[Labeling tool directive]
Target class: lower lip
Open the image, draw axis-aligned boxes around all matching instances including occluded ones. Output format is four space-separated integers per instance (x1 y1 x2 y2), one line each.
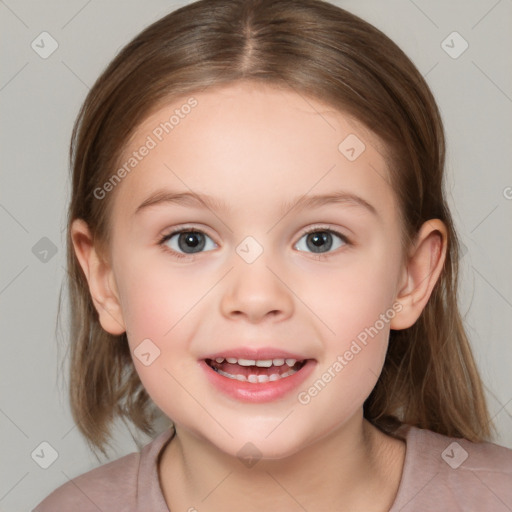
200 359 316 403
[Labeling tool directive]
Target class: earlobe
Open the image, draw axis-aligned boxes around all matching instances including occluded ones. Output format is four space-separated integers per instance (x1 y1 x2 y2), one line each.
70 219 126 335
390 219 447 330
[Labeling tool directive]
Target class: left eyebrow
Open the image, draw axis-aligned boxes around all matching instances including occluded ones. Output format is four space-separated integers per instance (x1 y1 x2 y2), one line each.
279 191 377 217
133 189 378 217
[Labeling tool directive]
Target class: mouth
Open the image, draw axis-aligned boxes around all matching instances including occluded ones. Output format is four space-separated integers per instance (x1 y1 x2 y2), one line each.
200 348 316 402
204 356 308 383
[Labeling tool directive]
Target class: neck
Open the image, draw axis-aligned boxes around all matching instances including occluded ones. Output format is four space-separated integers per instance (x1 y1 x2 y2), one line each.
158 414 405 512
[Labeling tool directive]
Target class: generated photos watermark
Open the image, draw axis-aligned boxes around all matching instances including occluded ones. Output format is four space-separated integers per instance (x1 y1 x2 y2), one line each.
93 97 198 200
297 302 403 405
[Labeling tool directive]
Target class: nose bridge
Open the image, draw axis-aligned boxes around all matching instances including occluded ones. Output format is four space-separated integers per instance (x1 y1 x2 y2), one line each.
219 236 294 322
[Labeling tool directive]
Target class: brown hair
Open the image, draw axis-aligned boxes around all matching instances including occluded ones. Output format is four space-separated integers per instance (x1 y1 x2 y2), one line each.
61 0 493 457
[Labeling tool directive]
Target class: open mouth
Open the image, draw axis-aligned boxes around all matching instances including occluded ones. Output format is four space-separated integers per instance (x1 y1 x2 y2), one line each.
204 357 308 383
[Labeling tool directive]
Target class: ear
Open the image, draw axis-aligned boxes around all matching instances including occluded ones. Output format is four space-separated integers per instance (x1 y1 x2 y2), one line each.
70 219 126 335
390 219 448 330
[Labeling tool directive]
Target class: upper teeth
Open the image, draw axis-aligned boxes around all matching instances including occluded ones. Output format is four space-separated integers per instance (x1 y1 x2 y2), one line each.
214 357 298 367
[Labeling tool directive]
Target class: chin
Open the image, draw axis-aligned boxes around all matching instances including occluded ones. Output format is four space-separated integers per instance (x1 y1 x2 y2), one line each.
207 424 311 462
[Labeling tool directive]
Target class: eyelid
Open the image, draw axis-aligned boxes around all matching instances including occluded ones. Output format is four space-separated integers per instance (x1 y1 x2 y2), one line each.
157 224 216 244
297 224 351 244
158 223 350 243
294 224 351 257
157 223 352 260
157 225 218 260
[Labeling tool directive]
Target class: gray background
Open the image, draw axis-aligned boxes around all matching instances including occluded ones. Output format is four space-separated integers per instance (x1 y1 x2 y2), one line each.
1 0 511 510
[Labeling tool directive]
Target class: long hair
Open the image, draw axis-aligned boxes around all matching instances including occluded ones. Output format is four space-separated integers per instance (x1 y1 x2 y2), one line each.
61 0 493 456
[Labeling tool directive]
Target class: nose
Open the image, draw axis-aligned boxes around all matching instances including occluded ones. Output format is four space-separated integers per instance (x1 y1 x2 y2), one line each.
220 256 294 324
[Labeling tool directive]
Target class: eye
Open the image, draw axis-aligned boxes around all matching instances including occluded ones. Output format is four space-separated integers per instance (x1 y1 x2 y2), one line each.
294 227 349 256
159 228 217 258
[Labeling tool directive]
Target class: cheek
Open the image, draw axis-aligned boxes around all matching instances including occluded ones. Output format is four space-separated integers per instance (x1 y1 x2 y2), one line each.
114 257 214 406
299 249 400 398
117 255 212 343
306 252 400 340
294 261 397 426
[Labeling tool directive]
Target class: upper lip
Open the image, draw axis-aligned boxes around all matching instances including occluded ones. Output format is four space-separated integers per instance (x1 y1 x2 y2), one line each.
203 347 311 361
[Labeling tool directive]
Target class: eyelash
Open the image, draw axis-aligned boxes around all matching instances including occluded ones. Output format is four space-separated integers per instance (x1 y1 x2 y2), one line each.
298 226 351 260
157 227 210 260
157 225 351 261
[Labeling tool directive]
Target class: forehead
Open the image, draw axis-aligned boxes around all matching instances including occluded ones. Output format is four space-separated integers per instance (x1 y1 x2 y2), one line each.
110 81 395 221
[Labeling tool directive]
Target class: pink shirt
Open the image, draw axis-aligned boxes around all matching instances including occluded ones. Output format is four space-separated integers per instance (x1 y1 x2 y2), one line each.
33 424 512 511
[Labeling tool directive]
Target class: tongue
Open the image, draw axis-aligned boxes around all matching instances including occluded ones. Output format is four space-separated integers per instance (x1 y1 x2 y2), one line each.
209 360 297 377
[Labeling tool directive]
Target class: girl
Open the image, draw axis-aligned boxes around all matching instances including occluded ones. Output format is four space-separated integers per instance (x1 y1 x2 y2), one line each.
34 0 512 510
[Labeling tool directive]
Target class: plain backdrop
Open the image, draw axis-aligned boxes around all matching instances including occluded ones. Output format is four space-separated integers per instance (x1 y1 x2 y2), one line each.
1 0 511 510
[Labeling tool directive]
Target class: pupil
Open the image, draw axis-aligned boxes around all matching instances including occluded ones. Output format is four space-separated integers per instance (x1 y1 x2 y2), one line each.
179 232 205 253
308 232 332 253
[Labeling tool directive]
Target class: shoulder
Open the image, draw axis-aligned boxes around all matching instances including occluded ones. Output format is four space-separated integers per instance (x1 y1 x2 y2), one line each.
32 450 141 511
32 429 174 512
410 425 512 473
390 425 512 512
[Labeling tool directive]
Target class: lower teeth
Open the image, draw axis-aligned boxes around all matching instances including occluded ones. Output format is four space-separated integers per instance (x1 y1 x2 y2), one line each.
215 367 298 383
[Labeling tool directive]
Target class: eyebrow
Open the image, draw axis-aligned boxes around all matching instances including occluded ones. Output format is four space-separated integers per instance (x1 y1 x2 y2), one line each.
134 189 378 218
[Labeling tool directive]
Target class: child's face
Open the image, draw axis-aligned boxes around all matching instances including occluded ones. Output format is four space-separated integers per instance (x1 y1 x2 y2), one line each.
105 81 406 457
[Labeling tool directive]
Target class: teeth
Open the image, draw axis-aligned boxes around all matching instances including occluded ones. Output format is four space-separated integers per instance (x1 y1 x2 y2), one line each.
211 357 299 367
255 359 273 367
238 358 256 366
213 366 300 383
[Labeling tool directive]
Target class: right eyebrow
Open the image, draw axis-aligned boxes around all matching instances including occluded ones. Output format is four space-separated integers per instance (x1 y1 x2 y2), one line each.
134 190 230 217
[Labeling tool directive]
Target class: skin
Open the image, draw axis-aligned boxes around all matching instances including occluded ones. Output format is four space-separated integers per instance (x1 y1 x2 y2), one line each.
72 81 447 511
